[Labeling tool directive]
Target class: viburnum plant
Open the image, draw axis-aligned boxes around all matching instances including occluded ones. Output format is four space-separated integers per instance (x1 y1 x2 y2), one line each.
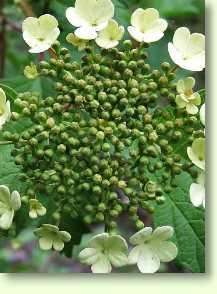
0 0 205 274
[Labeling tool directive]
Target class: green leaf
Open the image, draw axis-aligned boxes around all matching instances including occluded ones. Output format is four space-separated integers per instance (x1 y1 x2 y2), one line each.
154 172 205 272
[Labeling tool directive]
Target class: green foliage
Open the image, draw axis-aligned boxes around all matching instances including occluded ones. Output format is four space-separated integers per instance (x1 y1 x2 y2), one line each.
154 172 205 272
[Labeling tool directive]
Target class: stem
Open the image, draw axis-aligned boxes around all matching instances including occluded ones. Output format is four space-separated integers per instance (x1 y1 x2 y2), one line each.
49 47 58 59
0 0 6 78
17 0 35 17
170 65 179 73
0 141 13 145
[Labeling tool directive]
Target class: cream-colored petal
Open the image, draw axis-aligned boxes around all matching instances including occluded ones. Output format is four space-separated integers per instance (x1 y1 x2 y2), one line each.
0 185 11 206
142 31 164 43
10 191 21 211
107 235 128 254
22 17 40 37
168 42 186 68
29 43 51 54
36 206 46 216
29 209 38 219
152 241 178 262
137 245 160 273
186 103 198 114
38 14 59 37
89 233 109 249
75 26 97 40
108 251 128 267
200 104 205 126
0 88 6 104
91 255 112 273
129 227 153 245
0 210 14 230
128 26 144 42
190 183 205 207
182 52 205 71
66 7 88 27
39 237 53 250
173 27 190 54
187 146 205 170
184 77 195 91
175 95 187 108
152 226 174 241
128 245 142 264
186 33 205 59
58 231 71 242
131 8 159 31
79 248 102 265
53 238 64 251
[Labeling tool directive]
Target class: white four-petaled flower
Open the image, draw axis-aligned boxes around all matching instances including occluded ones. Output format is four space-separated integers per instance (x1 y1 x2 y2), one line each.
0 88 11 129
168 27 205 71
0 185 21 230
176 77 201 114
187 138 205 170
29 199 46 219
128 226 178 273
34 224 71 251
66 0 114 40
22 14 60 53
79 233 128 273
128 8 168 43
96 19 124 49
190 172 205 208
200 103 205 126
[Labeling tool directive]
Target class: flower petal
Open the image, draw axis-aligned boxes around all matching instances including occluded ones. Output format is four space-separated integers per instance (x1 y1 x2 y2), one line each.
186 103 198 115
0 88 6 104
152 241 178 262
39 237 53 250
58 231 71 242
200 104 205 126
175 95 187 108
38 14 59 37
91 255 112 273
107 235 128 254
137 245 160 273
79 248 102 265
29 209 38 219
152 226 174 241
74 26 97 40
10 191 21 211
89 233 109 249
173 27 190 54
22 17 40 37
190 183 205 207
108 251 128 267
53 238 64 251
186 33 205 59
0 185 11 205
142 31 164 43
129 227 153 245
0 210 14 230
66 7 88 27
37 206 46 216
128 26 144 42
128 245 142 264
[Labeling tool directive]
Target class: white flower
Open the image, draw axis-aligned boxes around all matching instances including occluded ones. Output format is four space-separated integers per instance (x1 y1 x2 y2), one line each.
168 27 205 71
22 14 60 53
187 138 205 170
0 88 11 129
128 8 168 43
0 185 21 230
95 19 124 49
200 103 205 126
29 199 46 219
190 172 205 208
79 233 128 273
175 77 201 114
129 226 178 273
34 224 71 251
66 0 114 40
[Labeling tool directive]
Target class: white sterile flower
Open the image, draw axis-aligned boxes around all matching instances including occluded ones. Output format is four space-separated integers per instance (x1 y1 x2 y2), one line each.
168 27 205 71
0 185 21 230
34 224 71 251
66 0 114 40
0 88 11 129
175 77 201 115
79 233 128 273
128 8 168 43
129 226 178 273
187 138 205 170
200 103 205 126
190 172 205 208
22 14 60 53
29 199 46 219
95 19 124 49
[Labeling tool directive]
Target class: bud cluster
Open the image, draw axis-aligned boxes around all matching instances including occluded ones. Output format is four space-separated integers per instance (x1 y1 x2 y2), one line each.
4 40 202 231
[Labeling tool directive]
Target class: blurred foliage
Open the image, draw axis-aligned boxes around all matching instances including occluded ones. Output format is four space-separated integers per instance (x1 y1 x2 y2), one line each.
0 0 205 273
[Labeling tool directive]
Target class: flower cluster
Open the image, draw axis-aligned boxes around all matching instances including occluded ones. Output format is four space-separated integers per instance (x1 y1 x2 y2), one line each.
0 0 205 273
79 226 177 273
